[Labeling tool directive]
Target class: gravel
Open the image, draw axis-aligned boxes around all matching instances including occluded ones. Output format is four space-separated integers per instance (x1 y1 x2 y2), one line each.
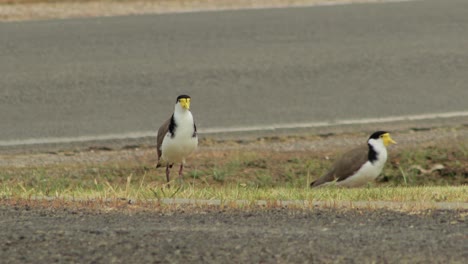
1 205 466 263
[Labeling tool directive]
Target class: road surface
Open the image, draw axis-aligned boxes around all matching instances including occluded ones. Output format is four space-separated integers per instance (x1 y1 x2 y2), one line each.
1 0 468 147
1 206 466 263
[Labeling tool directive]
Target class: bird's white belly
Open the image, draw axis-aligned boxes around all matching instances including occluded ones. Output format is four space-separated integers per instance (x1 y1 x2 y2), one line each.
337 161 385 188
161 133 198 164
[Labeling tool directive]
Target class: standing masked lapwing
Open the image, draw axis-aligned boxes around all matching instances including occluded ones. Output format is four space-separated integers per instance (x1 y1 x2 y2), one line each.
156 95 198 183
310 131 396 188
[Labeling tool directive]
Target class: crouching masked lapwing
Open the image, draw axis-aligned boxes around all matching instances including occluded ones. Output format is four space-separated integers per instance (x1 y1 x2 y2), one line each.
310 131 396 188
156 95 198 183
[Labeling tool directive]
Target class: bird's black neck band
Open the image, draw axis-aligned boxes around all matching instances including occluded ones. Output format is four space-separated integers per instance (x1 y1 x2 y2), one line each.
168 114 177 137
368 143 378 164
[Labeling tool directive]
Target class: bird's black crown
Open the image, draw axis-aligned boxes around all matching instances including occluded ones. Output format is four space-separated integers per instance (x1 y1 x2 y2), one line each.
369 131 388 140
176 95 191 102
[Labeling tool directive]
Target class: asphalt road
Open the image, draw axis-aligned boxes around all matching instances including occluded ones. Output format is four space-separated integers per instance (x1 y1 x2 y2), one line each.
1 206 466 263
1 0 468 145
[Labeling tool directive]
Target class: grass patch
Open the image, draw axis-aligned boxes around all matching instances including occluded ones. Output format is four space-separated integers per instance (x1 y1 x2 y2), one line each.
1 183 467 204
0 141 466 204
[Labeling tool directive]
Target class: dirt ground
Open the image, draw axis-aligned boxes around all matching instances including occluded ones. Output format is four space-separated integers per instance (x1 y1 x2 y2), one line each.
1 204 466 263
0 0 391 22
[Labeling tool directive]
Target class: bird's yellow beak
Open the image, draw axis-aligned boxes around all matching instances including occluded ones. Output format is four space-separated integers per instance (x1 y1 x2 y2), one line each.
179 98 190 110
383 133 396 146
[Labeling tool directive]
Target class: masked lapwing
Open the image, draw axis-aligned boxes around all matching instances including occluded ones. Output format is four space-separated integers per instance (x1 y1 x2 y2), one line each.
310 131 396 188
156 95 198 183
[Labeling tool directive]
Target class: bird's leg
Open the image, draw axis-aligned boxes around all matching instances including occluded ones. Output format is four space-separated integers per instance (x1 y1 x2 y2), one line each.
165 164 171 184
178 163 184 181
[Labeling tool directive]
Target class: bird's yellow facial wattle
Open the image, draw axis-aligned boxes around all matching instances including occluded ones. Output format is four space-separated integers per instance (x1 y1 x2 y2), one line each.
179 98 190 110
382 133 396 146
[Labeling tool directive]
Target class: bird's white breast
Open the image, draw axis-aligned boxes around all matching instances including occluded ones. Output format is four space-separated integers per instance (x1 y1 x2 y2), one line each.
338 148 388 188
161 111 198 164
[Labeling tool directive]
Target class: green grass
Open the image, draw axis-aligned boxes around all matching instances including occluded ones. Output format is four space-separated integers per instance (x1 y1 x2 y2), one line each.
0 139 466 205
1 181 467 204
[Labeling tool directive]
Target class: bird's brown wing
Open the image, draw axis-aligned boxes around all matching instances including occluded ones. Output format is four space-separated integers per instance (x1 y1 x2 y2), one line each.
333 146 369 182
156 117 171 166
311 146 368 187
